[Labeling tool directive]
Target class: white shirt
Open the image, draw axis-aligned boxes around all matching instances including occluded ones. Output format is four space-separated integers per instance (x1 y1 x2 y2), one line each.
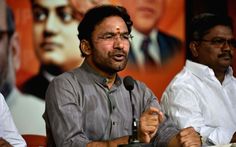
161 60 236 145
0 93 26 146
6 88 46 135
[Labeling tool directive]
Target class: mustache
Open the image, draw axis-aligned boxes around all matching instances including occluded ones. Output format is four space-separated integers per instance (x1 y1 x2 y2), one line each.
110 50 127 57
218 51 233 58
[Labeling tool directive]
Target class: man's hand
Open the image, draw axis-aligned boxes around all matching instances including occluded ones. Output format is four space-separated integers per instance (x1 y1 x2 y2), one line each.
138 107 164 143
178 127 201 147
108 136 129 147
0 138 12 147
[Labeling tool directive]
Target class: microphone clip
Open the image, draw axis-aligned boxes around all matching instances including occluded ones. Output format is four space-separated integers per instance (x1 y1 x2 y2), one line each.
129 118 140 144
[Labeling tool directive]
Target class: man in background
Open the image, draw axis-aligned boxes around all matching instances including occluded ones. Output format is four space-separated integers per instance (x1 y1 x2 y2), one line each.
0 0 45 135
119 0 182 70
21 0 84 99
161 13 236 145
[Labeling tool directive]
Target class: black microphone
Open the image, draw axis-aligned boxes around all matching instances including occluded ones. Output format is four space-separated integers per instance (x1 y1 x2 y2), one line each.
123 76 138 143
124 76 134 91
119 76 153 147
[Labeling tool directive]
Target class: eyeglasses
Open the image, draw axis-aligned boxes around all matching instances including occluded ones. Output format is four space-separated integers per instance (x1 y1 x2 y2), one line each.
200 37 236 48
97 32 133 43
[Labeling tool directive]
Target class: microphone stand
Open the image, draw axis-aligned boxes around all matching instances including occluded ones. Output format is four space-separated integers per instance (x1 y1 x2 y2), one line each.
128 89 139 144
118 87 153 147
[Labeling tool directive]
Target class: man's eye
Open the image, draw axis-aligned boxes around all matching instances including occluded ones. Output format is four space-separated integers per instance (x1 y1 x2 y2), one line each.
230 39 236 48
58 12 73 22
103 34 114 39
121 34 129 39
212 38 225 44
33 10 47 22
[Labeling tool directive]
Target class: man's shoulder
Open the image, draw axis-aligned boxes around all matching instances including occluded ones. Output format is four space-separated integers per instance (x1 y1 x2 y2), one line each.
157 31 182 53
23 73 48 85
8 88 44 110
158 31 182 45
50 67 89 89
157 31 182 62
20 73 49 99
165 68 197 91
54 67 86 81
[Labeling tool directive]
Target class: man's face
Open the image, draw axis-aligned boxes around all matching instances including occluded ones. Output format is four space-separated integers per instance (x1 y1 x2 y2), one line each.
194 25 235 71
32 0 83 72
0 1 9 87
120 0 165 35
88 16 130 74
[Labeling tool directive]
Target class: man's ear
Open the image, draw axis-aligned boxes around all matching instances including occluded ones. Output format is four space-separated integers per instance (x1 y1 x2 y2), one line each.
80 40 92 56
189 41 199 57
9 32 20 72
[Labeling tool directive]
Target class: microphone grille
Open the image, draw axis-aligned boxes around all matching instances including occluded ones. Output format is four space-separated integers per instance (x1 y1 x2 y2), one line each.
123 76 134 91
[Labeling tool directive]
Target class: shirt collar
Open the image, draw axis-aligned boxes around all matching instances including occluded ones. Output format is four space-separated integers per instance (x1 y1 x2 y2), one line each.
80 62 122 88
186 60 233 81
131 28 158 51
43 71 55 82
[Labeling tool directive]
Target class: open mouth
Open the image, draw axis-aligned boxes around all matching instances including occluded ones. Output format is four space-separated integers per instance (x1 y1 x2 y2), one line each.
113 53 126 61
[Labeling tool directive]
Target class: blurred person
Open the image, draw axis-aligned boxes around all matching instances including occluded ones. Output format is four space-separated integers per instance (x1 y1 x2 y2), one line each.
21 0 84 99
0 93 26 147
0 0 26 147
43 5 201 147
119 0 182 70
161 13 236 145
0 0 45 135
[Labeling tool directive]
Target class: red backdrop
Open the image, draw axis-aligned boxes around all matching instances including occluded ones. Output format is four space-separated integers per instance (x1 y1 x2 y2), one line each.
8 0 185 100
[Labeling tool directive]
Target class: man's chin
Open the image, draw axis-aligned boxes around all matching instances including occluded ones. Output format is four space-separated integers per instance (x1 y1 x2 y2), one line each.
115 63 127 72
218 61 232 69
40 57 64 66
105 63 127 74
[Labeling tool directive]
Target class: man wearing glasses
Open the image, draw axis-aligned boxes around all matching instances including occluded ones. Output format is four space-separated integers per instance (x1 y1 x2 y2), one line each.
161 13 236 145
43 5 201 147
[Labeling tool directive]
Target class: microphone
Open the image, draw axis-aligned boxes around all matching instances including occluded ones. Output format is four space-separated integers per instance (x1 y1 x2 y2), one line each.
119 76 152 147
124 76 134 91
123 76 138 143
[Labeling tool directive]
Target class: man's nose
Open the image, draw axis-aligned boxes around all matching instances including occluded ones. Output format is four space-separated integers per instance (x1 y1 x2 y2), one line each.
113 36 125 50
222 40 232 51
44 12 60 35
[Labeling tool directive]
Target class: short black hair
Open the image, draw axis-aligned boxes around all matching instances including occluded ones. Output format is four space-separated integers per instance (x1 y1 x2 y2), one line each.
77 5 133 56
186 13 233 60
